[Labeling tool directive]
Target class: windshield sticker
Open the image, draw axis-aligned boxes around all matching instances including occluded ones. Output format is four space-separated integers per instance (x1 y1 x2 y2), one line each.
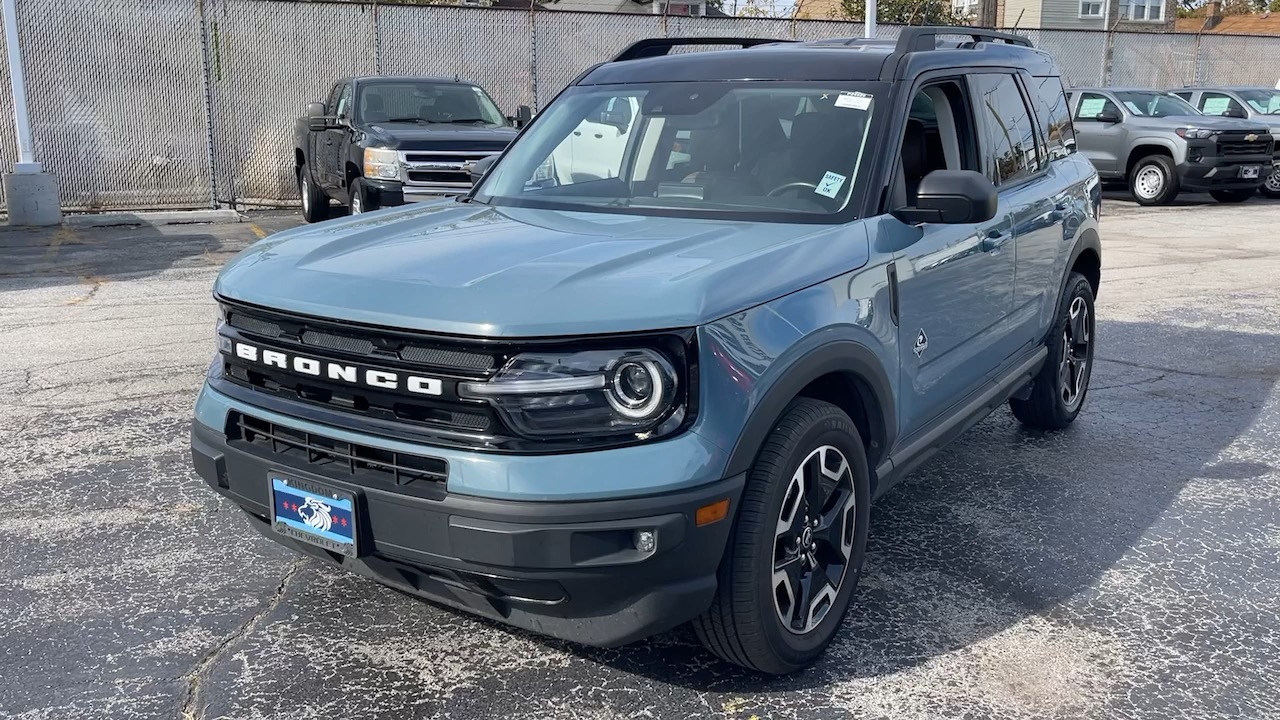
835 91 872 110
815 171 847 198
1201 97 1231 115
1079 98 1106 117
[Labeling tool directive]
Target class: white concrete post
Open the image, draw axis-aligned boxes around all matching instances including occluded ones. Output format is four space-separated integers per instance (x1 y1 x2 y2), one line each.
2 0 61 225
864 0 877 38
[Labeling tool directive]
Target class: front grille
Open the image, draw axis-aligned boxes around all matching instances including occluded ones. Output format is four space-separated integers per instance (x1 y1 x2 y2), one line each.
225 306 496 373
229 412 448 499
399 150 498 190
1218 139 1272 156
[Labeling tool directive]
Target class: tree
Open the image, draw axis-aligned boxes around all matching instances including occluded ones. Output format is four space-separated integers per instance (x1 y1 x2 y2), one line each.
834 0 963 24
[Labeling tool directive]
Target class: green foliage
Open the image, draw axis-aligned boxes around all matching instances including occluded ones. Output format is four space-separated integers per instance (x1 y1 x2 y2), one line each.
836 0 963 23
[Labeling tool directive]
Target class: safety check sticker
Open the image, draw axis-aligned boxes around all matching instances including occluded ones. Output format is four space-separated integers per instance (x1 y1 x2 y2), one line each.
834 91 872 110
815 171 847 198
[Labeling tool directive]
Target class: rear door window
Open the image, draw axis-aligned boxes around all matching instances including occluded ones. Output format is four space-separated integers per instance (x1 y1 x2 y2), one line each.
1031 76 1077 160
971 74 1042 185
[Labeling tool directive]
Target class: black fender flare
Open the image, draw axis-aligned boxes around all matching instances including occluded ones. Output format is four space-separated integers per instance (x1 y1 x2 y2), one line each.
724 339 896 479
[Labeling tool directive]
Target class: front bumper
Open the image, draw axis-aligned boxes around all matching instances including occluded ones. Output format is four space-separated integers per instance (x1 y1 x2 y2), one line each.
1179 156 1274 192
190 401 744 647
362 178 470 207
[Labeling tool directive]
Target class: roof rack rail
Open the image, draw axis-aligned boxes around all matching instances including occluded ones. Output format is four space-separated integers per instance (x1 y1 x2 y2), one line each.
894 26 1033 53
612 37 792 62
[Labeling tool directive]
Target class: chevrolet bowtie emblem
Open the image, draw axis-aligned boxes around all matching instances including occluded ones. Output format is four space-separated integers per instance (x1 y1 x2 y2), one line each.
1245 133 1258 141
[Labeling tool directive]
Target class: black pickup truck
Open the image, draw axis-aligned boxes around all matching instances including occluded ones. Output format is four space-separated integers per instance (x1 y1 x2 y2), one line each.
295 76 530 222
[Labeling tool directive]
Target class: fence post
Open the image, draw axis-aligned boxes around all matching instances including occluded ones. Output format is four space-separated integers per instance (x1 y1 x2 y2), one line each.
373 1 382 75
196 0 219 208
528 0 537 111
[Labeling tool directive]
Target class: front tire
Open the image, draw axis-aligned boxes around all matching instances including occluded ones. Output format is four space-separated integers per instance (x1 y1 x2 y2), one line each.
694 398 870 675
298 163 330 223
1260 168 1280 199
349 177 377 215
1211 189 1253 204
1129 155 1178 206
1010 272 1096 430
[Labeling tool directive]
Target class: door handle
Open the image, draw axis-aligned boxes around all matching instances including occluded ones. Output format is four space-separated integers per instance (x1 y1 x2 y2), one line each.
573 130 582 136
980 230 1010 254
594 133 604 139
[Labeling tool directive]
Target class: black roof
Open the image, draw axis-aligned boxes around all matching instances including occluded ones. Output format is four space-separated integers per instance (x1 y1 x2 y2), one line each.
579 28 1058 86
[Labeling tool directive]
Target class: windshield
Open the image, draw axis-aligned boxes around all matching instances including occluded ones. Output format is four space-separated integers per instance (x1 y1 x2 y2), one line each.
1112 91 1200 117
356 81 506 127
472 82 883 221
1237 89 1280 115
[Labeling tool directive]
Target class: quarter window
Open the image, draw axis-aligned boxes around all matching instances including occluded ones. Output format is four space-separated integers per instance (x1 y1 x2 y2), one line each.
1033 77 1076 160
972 74 1041 185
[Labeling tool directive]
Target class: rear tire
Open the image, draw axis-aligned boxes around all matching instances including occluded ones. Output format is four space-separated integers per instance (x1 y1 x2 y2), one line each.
1010 272 1095 430
1211 189 1253 204
298 163 330 223
1128 155 1178 206
693 398 870 675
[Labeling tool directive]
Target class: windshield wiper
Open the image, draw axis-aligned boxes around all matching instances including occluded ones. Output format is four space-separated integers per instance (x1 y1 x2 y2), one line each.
441 118 490 125
384 117 429 124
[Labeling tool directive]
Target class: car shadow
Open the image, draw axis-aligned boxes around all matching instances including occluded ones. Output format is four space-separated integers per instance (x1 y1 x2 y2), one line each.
1101 187 1279 207
503 319 1277 691
0 212 298 293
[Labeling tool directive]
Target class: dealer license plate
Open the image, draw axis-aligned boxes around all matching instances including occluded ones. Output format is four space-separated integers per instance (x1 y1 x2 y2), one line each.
270 473 357 557
1241 165 1261 179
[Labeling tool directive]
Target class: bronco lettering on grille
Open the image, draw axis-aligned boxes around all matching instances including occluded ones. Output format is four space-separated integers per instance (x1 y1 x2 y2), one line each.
231 341 443 396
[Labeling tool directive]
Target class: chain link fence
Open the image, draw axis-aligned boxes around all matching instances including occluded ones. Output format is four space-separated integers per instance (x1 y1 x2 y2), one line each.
1 0 1278 210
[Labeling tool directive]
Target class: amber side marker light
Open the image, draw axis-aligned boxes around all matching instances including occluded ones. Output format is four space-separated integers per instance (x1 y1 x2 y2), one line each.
696 498 730 527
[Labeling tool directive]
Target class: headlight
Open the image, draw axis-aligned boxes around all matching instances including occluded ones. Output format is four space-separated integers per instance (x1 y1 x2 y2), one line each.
1175 128 1217 139
363 147 400 180
532 156 556 183
459 348 682 439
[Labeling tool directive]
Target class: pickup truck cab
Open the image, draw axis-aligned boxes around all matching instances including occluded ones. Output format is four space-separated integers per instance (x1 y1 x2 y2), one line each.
1168 86 1280 198
1068 87 1273 205
295 76 530 222
197 29 1102 674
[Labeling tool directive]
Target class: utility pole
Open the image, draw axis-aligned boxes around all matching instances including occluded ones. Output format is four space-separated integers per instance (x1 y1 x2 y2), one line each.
2 0 61 226
865 0 877 38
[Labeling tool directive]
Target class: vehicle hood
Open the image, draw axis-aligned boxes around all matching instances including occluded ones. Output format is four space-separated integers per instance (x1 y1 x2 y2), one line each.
214 202 870 337
359 123 517 151
1132 115 1271 135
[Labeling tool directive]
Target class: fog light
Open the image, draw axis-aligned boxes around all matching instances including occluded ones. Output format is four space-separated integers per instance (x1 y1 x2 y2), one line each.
634 530 656 553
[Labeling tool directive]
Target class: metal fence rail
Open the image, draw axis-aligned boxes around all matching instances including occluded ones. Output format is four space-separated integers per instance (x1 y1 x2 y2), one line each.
1 0 1278 210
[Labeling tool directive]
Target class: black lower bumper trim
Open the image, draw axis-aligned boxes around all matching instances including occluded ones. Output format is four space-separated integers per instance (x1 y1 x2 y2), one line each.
1179 158 1272 192
192 420 744 647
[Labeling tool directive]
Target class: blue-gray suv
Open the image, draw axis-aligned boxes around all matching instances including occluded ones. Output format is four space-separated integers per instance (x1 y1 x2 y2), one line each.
193 28 1102 674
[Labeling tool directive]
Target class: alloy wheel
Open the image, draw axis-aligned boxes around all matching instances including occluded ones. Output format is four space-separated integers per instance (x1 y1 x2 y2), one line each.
1134 165 1164 200
1059 296 1091 409
351 189 364 214
772 445 857 635
301 173 311 214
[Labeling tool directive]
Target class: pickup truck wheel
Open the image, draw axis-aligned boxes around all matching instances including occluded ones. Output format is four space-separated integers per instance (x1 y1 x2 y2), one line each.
693 398 870 675
1261 168 1280 199
349 178 377 215
298 164 330 223
1010 272 1095 430
1129 155 1178 206
1210 189 1253 204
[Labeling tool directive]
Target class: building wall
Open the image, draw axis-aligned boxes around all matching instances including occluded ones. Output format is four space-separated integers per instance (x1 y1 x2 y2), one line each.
1001 0 1043 29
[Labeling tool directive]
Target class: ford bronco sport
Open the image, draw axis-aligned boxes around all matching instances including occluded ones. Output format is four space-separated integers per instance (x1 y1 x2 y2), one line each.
1069 87 1273 205
194 29 1102 674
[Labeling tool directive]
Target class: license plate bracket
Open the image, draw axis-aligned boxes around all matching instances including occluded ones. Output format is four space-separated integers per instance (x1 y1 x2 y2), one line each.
1241 165 1261 179
270 472 359 557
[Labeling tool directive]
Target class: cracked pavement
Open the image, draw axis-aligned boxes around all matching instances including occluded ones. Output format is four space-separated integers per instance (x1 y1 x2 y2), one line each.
1 197 1278 719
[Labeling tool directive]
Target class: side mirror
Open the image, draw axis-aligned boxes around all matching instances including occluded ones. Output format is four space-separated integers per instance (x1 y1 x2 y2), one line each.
307 102 331 132
468 154 498 184
1096 107 1122 124
510 105 533 128
892 170 998 225
1223 106 1248 119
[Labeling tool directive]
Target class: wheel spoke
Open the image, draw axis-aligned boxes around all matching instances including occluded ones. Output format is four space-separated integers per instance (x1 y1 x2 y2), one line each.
775 470 805 537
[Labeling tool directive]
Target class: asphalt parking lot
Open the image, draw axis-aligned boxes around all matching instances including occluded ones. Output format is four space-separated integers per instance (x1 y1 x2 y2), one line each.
2 194 1278 720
